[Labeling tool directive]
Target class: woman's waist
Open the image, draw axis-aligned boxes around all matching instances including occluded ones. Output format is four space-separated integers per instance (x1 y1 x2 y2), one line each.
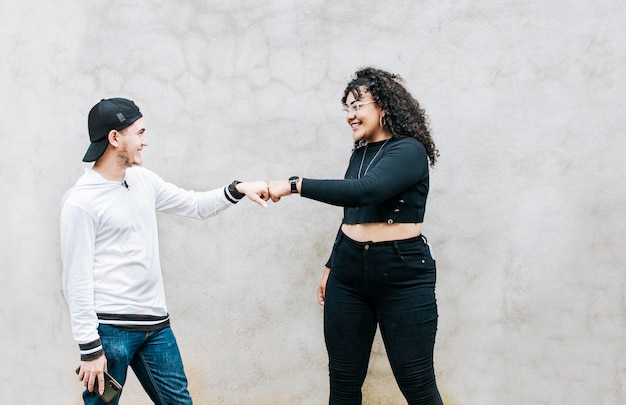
341 222 422 243
343 204 426 225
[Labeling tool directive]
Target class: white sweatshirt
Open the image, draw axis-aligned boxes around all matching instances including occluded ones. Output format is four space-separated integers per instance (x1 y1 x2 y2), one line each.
61 166 239 358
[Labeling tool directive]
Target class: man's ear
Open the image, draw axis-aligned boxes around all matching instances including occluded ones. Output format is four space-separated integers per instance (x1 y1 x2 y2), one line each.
108 130 119 146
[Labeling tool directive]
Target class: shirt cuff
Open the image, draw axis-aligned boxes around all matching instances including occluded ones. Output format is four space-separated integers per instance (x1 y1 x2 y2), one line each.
224 181 245 203
79 339 104 361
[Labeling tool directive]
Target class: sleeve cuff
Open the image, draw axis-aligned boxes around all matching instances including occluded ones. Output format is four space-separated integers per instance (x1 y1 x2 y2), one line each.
224 181 245 203
79 339 104 361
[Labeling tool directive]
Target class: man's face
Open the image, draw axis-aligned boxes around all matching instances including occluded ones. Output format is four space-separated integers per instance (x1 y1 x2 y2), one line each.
116 117 147 168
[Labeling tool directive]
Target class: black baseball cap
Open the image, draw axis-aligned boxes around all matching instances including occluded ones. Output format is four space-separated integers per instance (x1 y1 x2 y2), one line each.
83 98 143 162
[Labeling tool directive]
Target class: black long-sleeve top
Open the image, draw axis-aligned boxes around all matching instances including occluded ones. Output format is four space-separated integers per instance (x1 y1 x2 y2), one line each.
301 137 429 225
300 137 430 269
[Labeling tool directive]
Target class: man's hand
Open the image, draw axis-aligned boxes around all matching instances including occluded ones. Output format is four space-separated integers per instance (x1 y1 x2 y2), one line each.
268 180 292 202
77 355 107 395
236 181 269 208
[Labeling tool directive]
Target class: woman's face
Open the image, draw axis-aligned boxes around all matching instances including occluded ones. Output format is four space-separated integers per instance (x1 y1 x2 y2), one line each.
344 87 388 143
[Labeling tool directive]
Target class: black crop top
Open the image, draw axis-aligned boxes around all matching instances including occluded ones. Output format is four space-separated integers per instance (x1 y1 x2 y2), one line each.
301 137 429 225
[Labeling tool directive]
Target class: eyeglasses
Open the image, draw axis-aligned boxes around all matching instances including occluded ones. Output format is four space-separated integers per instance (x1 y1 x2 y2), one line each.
342 101 375 114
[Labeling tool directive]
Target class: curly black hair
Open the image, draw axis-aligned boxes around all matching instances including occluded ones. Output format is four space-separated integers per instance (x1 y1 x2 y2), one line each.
342 67 439 167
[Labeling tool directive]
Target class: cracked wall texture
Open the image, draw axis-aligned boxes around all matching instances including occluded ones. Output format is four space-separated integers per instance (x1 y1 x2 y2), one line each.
1 1 624 404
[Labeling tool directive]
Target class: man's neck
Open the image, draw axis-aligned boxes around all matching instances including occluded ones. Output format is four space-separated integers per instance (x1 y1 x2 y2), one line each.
92 159 127 182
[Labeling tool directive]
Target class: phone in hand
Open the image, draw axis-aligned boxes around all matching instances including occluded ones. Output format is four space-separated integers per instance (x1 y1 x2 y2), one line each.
75 366 123 403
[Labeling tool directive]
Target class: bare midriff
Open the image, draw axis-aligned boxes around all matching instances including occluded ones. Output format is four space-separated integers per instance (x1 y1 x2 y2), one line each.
341 222 423 243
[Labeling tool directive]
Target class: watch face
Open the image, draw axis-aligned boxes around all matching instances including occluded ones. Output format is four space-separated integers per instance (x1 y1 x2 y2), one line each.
289 177 298 193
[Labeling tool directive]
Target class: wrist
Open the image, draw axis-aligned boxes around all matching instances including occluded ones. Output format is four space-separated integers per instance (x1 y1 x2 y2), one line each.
79 339 104 361
289 176 300 194
226 180 245 202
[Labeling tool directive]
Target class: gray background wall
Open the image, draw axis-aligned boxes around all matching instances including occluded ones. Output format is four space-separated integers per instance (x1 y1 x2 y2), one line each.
1 1 624 404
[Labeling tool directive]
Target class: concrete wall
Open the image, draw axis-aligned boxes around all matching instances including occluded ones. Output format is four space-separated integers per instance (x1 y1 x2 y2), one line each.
1 1 624 404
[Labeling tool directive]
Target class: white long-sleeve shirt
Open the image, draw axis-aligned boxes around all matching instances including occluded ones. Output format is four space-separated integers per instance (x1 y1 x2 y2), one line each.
61 166 240 359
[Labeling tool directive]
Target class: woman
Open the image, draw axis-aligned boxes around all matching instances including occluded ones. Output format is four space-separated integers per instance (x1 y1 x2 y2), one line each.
269 67 442 404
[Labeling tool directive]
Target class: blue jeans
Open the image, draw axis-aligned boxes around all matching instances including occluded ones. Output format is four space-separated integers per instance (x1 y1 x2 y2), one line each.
83 325 192 405
324 231 443 405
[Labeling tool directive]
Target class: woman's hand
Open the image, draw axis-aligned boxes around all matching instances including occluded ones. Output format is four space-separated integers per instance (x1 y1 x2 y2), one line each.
317 267 331 306
268 180 292 202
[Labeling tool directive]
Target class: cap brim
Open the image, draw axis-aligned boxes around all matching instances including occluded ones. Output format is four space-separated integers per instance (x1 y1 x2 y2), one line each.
82 138 109 162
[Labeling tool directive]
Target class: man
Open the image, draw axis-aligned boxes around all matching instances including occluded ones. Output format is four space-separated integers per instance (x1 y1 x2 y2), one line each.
61 98 268 404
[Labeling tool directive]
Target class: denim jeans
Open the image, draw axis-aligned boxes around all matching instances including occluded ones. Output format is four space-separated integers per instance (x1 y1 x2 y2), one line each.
83 325 192 405
324 231 443 405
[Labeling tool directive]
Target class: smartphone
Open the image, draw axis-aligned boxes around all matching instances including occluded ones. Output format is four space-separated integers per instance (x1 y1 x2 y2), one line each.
75 367 123 403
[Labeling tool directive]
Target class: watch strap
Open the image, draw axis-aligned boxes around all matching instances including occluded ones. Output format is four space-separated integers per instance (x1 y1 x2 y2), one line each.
289 176 299 194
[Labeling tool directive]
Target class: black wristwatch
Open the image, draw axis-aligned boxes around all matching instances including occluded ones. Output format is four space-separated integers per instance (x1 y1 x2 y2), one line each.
289 176 299 194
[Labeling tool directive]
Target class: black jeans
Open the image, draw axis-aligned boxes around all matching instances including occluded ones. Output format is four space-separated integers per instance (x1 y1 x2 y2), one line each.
324 231 443 405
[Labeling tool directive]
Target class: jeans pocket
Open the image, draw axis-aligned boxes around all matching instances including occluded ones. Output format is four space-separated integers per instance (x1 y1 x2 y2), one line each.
394 241 435 268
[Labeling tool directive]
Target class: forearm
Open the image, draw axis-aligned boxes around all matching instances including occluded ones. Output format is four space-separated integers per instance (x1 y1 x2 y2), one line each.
64 264 103 359
324 226 343 268
300 177 383 207
61 205 102 357
300 138 427 207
